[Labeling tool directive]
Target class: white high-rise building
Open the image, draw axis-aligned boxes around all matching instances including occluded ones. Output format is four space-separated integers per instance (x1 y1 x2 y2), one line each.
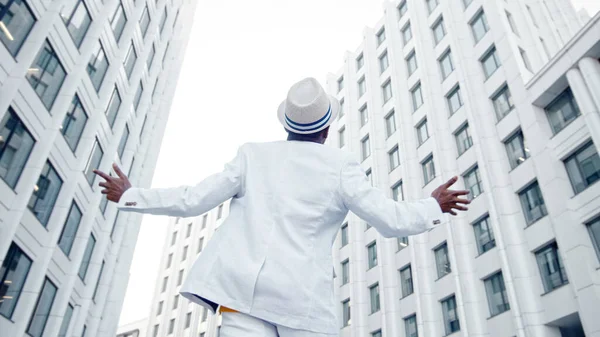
144 2 600 337
0 0 197 335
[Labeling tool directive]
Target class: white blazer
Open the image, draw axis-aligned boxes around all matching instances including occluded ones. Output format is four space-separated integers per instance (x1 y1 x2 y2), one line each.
118 141 443 334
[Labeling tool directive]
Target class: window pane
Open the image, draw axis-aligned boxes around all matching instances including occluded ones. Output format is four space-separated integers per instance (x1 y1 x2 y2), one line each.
124 43 137 79
398 1 407 18
0 107 35 188
110 3 127 42
338 127 345 148
464 166 483 199
84 139 103 185
433 18 446 44
382 81 392 102
402 23 412 44
342 260 350 285
159 8 167 34
505 130 529 169
133 81 143 111
358 78 366 97
92 260 104 301
482 47 501 78
440 50 454 79
58 304 74 337
368 242 378 269
57 202 82 256
0 242 33 319
519 181 547 224
78 234 96 280
27 161 63 226
545 88 580 134
407 52 418 75
400 265 413 297
405 315 418 337
148 44 156 70
341 224 348 247
87 42 109 92
139 6 150 37
338 99 345 119
0 0 36 56
362 136 371 160
392 182 403 201
26 40 67 110
473 216 495 254
342 299 351 327
484 272 510 316
369 283 380 313
435 243 450 278
61 95 88 151
376 28 385 46
587 218 600 262
442 296 460 334
337 76 344 92
412 84 423 111
447 86 463 114
385 111 396 137
417 120 429 146
492 85 514 120
535 242 568 292
471 11 489 42
389 147 400 171
426 0 439 13
27 278 58 337
564 142 600 193
379 52 389 73
360 106 368 127
356 54 364 70
105 87 121 127
61 0 92 47
455 124 473 156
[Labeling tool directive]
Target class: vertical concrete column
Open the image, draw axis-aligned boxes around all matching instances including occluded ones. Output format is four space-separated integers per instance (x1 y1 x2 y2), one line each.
566 67 600 149
578 57 600 114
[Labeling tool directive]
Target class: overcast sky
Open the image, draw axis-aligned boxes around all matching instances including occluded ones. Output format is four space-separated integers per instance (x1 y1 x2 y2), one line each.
118 0 600 326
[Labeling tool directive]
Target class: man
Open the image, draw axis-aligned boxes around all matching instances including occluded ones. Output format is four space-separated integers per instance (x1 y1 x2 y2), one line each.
95 78 470 337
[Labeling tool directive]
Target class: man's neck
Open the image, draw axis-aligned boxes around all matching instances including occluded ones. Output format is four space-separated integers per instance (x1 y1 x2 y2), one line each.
286 134 324 144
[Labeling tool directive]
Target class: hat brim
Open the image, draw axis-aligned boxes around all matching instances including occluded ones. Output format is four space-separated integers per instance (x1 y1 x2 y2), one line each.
277 95 340 135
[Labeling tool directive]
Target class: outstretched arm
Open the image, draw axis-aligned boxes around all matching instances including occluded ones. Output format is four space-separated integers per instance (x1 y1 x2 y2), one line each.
340 160 470 238
94 147 244 218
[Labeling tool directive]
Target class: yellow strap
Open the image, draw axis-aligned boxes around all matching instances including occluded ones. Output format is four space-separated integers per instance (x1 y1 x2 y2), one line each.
219 306 238 313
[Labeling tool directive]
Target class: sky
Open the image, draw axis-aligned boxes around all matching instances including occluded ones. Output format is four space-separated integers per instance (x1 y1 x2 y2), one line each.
118 0 600 326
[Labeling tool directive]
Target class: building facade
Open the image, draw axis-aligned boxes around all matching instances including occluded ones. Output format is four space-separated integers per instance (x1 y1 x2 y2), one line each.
326 1 600 337
0 0 197 335
116 318 148 337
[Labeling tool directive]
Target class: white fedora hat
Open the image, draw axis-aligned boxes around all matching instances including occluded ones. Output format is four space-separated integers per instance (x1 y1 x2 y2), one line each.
278 77 340 134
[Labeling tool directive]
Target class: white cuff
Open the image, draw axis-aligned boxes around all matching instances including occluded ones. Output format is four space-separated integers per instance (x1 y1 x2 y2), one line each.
423 197 444 230
117 188 141 210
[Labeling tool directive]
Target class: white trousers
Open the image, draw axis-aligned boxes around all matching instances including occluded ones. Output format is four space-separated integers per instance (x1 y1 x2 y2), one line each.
220 311 338 337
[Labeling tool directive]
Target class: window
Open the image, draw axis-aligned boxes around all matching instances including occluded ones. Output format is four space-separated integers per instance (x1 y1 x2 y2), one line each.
411 83 424 111
416 119 429 146
86 42 109 92
398 1 407 18
473 216 495 254
0 107 35 188
0 242 33 319
587 218 600 261
338 127 345 148
481 47 501 78
84 139 103 185
342 299 351 327
60 95 88 151
117 126 129 160
505 130 529 169
439 49 454 79
398 237 408 250
201 308 208 322
139 113 147 139
82 326 86 337
455 124 473 156
385 111 396 137
527 5 538 27
405 315 418 337
402 23 412 44
378 51 389 73
162 42 170 66
367 242 378 269
139 6 150 37
464 166 483 199
159 8 167 34
361 136 371 160
0 0 36 56
197 237 205 253
484 272 510 316
358 77 366 97
337 76 344 92
441 296 460 335
61 0 92 47
58 304 74 337
519 181 547 224
471 11 489 42
520 48 532 71
186 222 192 238
177 269 184 286
157 301 163 315
540 37 550 58
182 246 188 261
185 312 192 328
161 276 168 292
356 54 364 70
202 214 208 228
341 223 349 247
168 318 175 335
392 181 403 201
426 0 439 13
506 11 519 36
105 87 121 127
382 80 393 103
366 169 373 186
432 18 446 44
133 81 143 111
492 85 514 120
376 28 385 46
57 202 82 256
463 0 473 8
78 234 96 281
544 88 580 134
27 40 67 110
124 43 137 79
27 161 63 226
536 242 568 292
339 99 345 119
434 243 451 278
369 283 380 313
389 146 400 171
110 3 127 42
359 105 369 127
166 253 172 268
341 260 350 285
400 265 413 297
92 260 104 301
171 231 177 246
447 86 463 114
153 325 159 337
26 278 57 337
564 142 600 194
372 330 382 337
147 43 156 70
173 294 179 309
406 51 418 75
217 204 224 219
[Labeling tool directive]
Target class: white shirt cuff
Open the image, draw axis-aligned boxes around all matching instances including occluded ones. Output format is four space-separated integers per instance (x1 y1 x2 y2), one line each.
423 197 444 229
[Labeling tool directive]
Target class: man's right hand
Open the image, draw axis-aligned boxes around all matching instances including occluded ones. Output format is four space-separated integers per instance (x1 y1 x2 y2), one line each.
94 163 132 203
431 176 471 215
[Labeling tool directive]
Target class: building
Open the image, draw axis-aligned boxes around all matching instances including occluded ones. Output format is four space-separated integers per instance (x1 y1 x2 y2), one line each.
325 1 600 337
116 318 148 337
145 203 230 337
0 0 197 334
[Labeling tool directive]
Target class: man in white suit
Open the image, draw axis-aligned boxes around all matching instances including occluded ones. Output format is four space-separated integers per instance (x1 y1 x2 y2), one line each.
95 78 470 337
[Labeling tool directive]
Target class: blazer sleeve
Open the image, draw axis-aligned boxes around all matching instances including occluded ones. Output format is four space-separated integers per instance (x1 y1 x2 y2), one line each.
340 158 443 238
116 145 246 217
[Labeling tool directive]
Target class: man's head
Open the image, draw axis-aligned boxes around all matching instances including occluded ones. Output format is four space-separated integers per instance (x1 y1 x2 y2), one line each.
277 78 340 140
286 126 330 144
